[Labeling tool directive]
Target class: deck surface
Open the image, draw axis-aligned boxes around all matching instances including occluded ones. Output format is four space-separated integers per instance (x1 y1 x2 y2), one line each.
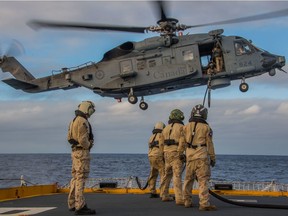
1 193 288 216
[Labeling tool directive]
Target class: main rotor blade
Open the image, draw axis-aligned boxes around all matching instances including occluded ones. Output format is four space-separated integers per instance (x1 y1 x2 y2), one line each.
28 20 147 33
187 8 288 29
156 1 168 21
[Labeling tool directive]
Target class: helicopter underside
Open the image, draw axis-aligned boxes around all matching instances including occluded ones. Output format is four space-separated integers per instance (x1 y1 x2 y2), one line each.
93 69 267 99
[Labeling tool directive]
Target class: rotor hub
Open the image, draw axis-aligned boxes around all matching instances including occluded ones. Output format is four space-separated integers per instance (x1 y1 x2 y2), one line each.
148 18 188 36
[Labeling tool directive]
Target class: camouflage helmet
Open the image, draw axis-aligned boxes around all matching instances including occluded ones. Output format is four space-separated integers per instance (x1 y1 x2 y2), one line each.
78 101 95 117
169 109 184 121
154 122 165 130
191 104 208 120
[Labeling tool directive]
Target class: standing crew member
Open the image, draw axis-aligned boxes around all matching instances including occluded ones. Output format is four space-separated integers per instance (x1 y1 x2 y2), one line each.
67 101 96 215
183 104 216 211
147 122 165 198
212 42 223 72
160 109 186 205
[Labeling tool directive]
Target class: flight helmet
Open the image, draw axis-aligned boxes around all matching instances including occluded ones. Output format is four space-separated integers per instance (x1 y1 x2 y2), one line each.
154 122 165 130
78 101 95 117
169 109 184 121
191 104 208 120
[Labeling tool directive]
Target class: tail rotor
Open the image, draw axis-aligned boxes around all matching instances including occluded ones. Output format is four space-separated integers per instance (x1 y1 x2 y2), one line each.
0 39 25 60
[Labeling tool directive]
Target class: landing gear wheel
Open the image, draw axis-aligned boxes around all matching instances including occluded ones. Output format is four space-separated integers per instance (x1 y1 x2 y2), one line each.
128 95 138 104
239 82 249 92
139 101 148 110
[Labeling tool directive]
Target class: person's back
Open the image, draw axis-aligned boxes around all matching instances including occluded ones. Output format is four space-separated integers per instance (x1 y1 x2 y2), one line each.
185 120 215 161
160 109 185 205
147 122 165 198
183 104 216 211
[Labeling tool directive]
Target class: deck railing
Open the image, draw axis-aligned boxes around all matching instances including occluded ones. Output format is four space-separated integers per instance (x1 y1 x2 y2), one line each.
59 177 288 192
2 176 288 192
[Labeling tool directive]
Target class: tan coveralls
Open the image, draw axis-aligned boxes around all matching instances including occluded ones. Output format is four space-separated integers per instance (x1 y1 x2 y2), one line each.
160 122 185 203
183 120 216 207
148 131 165 196
67 115 93 210
212 45 223 72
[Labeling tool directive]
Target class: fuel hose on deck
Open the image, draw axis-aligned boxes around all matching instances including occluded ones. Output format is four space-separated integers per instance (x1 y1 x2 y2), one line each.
135 176 149 190
209 189 288 209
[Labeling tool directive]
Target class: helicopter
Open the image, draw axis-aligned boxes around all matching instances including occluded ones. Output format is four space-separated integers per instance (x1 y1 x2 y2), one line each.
0 1 286 110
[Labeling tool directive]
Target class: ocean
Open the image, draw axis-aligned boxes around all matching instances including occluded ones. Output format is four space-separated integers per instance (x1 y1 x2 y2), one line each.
1 154 288 188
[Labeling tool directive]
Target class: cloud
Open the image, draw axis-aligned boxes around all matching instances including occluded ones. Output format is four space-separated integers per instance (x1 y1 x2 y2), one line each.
239 105 261 115
276 102 288 116
0 97 287 155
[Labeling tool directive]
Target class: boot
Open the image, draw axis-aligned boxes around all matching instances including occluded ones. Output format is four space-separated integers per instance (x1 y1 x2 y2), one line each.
150 193 160 198
199 205 217 211
75 205 96 215
184 201 193 208
69 207 75 211
162 196 175 202
176 200 184 206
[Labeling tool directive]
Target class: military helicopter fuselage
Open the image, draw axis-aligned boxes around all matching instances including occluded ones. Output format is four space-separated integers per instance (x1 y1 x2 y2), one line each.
0 28 285 110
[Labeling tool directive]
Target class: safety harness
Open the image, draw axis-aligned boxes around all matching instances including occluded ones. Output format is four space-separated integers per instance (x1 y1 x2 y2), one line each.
187 117 208 149
164 120 184 146
68 110 94 149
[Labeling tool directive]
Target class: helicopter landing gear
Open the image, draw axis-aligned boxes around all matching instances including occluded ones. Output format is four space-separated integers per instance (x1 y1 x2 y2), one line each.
239 78 249 92
127 88 148 110
139 97 148 110
128 88 138 104
128 94 138 104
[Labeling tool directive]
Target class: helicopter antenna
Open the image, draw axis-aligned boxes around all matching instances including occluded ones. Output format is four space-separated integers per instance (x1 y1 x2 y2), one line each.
278 68 287 74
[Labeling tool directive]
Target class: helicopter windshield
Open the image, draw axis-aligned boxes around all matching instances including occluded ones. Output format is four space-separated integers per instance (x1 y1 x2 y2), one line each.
234 40 254 56
250 43 268 53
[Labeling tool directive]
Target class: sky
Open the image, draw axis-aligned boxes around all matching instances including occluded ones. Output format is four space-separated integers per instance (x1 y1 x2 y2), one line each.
0 0 288 155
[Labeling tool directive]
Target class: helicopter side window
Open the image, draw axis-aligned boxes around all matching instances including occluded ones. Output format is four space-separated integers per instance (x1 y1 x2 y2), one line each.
201 55 210 69
148 60 156 68
183 50 194 61
137 60 146 70
162 56 171 64
234 41 252 56
120 60 133 73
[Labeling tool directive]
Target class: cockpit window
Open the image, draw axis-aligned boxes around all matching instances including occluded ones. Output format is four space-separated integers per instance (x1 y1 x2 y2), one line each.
234 41 253 56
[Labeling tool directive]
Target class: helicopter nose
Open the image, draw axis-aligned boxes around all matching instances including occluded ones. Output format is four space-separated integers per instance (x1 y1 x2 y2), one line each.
276 55 286 68
261 53 277 68
261 53 285 69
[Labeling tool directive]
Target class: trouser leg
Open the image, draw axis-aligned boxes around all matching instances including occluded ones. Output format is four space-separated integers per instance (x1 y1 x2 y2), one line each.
148 166 158 194
183 161 195 204
196 159 211 207
71 151 90 210
172 158 183 202
68 177 76 209
160 166 172 199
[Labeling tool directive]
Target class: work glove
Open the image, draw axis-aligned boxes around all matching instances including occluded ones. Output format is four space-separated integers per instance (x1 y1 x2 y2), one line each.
210 159 216 167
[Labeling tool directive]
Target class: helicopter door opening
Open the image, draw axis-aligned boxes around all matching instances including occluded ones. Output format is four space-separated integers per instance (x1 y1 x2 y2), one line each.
199 42 225 75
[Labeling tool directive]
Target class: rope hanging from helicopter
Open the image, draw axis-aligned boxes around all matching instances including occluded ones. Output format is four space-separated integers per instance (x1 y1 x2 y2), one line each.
202 75 212 108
